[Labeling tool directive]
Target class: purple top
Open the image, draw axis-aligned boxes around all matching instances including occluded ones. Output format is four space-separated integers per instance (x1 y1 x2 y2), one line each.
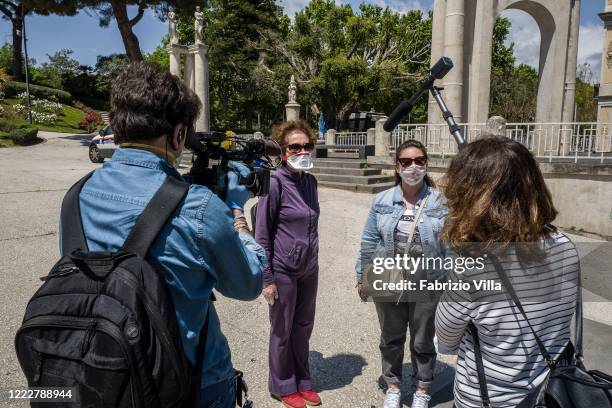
255 164 320 284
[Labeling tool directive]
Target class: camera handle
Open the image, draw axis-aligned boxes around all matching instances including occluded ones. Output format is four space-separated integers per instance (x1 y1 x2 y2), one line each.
430 86 466 146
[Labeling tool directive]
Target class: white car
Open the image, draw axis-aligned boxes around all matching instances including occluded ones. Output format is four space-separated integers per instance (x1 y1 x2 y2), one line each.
89 125 117 163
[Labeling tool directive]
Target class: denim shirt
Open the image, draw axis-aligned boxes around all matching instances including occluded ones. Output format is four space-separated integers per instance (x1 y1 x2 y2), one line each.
355 183 447 283
59 148 266 389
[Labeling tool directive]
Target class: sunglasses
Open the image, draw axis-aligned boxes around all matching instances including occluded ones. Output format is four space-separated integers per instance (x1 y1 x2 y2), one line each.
286 142 315 153
397 156 427 167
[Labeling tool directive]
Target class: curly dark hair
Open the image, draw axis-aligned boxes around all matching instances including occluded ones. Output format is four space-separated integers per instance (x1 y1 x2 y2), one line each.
110 62 201 144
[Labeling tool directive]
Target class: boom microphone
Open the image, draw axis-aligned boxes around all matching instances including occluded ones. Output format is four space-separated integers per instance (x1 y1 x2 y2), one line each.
383 57 454 132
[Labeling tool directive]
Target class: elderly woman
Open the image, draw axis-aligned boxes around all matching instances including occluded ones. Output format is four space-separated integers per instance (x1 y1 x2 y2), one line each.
255 119 321 408
356 140 447 408
435 137 580 408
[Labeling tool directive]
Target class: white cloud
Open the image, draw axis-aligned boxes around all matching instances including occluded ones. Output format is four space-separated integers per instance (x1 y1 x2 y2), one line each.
501 9 541 69
578 23 604 83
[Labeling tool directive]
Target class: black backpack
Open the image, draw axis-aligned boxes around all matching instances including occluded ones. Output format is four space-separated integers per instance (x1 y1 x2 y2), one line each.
15 172 210 408
250 174 282 235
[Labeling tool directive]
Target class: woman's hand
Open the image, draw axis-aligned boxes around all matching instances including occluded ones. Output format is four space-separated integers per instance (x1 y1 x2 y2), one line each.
262 283 279 306
356 283 367 302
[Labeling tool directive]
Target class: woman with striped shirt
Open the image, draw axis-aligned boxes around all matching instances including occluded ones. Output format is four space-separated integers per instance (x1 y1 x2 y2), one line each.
435 137 580 407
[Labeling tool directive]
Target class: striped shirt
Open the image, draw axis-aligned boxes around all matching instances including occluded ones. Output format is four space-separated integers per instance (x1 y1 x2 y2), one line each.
435 232 580 408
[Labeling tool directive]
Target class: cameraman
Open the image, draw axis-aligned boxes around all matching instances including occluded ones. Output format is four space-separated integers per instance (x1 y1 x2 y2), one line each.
66 62 266 407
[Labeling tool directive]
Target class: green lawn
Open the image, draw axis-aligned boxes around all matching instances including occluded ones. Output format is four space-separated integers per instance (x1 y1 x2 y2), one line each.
0 99 90 134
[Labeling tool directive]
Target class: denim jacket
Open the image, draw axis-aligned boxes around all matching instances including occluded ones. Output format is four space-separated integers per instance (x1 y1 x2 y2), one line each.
59 148 266 390
355 183 447 283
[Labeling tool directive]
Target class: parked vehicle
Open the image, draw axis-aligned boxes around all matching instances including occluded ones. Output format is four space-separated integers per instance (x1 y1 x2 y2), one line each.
89 125 117 163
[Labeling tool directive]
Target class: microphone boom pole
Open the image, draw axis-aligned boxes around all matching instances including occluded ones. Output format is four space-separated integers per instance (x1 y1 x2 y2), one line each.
383 57 466 147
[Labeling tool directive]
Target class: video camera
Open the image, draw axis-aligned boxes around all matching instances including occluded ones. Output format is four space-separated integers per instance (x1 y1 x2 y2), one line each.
185 131 282 200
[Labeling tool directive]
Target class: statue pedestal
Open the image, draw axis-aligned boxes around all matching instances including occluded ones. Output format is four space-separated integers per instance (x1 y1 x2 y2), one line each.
285 103 301 121
190 43 210 132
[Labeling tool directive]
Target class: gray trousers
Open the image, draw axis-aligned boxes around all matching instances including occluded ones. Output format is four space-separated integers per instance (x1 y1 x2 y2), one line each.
375 300 438 389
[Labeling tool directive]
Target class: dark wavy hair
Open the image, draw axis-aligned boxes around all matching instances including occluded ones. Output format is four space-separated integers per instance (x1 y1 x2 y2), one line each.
110 62 201 144
441 137 557 247
395 139 435 187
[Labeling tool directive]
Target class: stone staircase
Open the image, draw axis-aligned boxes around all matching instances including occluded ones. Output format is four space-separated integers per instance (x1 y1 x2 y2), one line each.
311 158 395 193
97 111 110 125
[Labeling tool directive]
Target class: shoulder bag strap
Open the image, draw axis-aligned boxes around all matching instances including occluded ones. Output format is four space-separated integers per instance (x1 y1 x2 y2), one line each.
403 193 430 257
61 171 95 255
488 254 555 366
121 175 189 258
469 322 492 408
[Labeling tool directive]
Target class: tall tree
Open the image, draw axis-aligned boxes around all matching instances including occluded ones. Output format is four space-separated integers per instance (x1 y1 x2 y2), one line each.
0 0 25 80
489 16 539 122
22 1 193 61
261 0 432 129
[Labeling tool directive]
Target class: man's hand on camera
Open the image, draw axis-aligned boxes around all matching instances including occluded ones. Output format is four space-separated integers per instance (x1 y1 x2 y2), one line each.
225 161 252 210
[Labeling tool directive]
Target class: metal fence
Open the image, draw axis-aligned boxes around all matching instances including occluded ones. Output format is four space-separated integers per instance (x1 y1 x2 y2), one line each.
335 132 368 146
393 122 612 163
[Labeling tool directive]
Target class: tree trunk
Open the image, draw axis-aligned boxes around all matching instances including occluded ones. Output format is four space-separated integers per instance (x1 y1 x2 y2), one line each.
11 14 23 80
110 1 143 61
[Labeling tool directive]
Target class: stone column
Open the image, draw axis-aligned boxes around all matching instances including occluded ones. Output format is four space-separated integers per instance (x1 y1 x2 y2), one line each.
193 43 210 131
285 104 300 121
467 0 494 124
375 118 391 157
184 54 195 90
168 44 182 78
598 3 612 128
367 127 376 145
442 0 465 123
428 0 447 124
325 129 336 145
562 0 581 124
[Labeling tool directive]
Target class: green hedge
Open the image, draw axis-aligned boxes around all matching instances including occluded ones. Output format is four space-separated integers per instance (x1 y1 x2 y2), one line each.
0 121 39 145
9 126 38 145
3 81 72 104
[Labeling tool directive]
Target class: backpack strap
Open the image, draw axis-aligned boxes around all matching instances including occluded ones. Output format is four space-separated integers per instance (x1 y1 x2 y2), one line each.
122 175 189 258
61 171 95 255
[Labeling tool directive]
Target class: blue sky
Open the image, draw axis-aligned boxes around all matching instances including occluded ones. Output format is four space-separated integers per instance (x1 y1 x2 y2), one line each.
0 0 606 81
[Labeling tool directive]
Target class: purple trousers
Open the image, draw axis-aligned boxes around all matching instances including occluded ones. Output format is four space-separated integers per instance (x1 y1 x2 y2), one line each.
268 268 318 396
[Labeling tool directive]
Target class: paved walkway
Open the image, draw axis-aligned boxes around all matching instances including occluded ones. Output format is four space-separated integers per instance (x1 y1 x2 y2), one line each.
0 132 610 407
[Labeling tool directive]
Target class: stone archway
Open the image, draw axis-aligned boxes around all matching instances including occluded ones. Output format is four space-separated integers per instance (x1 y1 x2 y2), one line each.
428 0 581 125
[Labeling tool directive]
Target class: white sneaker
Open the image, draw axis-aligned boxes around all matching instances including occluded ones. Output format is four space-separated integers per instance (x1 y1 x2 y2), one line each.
383 388 401 408
411 390 431 408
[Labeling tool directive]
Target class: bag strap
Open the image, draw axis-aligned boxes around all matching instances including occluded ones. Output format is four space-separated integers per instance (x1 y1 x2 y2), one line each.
469 323 492 408
193 302 211 405
121 176 189 258
61 171 95 254
488 254 556 366
574 268 584 360
403 192 430 257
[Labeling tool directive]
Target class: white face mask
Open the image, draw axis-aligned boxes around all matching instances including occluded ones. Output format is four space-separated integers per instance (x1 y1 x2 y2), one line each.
173 149 184 168
399 165 426 186
286 152 314 171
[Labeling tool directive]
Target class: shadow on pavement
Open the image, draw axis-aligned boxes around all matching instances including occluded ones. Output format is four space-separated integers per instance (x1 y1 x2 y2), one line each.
309 351 367 391
377 361 456 407
60 133 94 146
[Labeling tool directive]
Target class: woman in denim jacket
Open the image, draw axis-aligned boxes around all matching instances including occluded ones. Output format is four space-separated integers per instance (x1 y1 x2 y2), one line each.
355 140 447 408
